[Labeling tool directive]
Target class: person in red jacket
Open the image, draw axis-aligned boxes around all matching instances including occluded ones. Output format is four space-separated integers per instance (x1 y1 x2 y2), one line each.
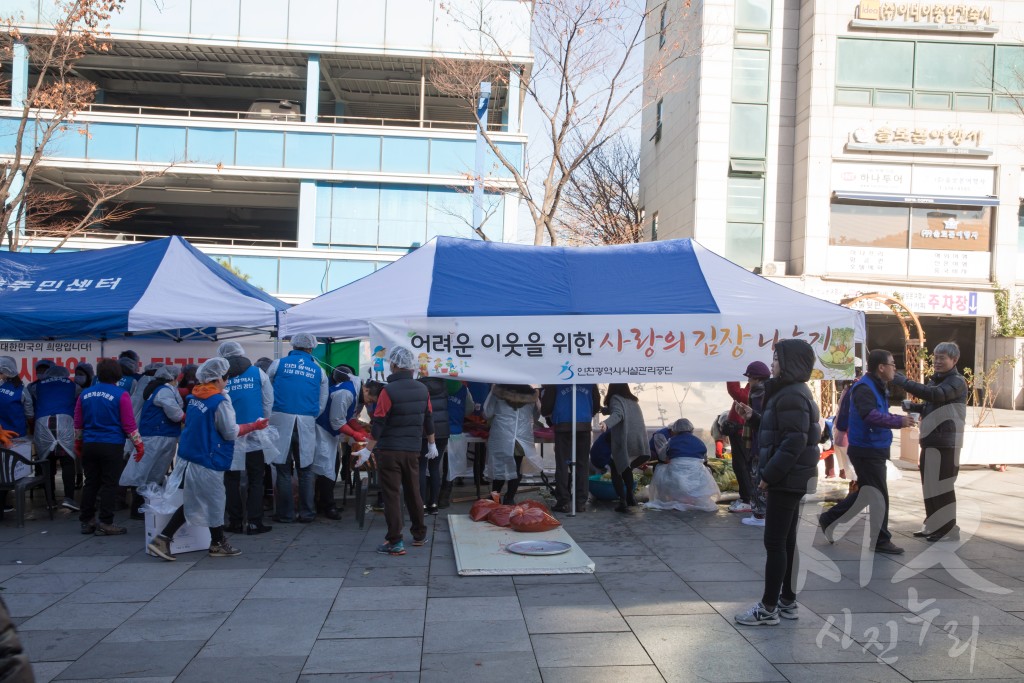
725 361 770 514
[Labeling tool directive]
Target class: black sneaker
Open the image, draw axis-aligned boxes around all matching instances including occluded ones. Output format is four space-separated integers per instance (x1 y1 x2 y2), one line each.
246 521 273 535
224 522 244 534
818 514 835 544
551 503 570 513
874 540 905 555
323 507 342 521
926 526 960 543
80 522 96 535
426 505 439 516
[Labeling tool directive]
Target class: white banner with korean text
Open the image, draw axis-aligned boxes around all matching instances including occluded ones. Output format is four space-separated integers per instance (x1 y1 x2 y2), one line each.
369 314 860 385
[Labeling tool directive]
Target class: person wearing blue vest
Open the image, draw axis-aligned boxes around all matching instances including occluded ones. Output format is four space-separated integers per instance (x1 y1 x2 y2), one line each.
645 418 720 512
219 342 275 535
268 334 328 524
313 365 365 520
73 358 144 536
818 348 910 556
0 357 35 514
26 365 81 512
540 384 601 513
116 350 142 394
147 357 269 562
119 365 183 517
130 362 165 419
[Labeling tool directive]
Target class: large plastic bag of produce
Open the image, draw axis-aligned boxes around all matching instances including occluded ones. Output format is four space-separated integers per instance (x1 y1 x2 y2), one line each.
487 504 515 527
644 458 720 512
470 498 500 521
509 505 561 532
516 499 551 514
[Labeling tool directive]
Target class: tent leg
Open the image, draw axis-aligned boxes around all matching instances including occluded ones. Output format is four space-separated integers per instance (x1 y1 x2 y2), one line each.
570 388 576 518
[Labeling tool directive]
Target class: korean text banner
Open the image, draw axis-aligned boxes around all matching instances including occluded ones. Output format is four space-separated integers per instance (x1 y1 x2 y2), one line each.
369 315 858 384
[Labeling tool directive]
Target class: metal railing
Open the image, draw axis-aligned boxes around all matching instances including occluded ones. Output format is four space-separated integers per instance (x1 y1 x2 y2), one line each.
25 229 298 249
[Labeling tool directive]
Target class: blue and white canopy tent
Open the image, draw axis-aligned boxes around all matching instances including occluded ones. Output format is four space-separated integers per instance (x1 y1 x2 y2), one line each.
0 236 288 342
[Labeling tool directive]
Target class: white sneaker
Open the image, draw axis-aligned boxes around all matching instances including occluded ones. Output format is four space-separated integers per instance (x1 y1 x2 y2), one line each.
735 602 780 626
729 500 752 513
741 515 765 527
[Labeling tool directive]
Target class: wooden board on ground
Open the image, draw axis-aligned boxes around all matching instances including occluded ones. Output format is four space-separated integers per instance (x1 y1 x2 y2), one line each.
447 514 595 576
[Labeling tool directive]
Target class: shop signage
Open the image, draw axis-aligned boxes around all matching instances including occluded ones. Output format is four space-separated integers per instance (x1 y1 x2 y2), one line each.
847 127 993 156
853 2 996 32
832 162 912 194
795 280 995 317
832 161 995 197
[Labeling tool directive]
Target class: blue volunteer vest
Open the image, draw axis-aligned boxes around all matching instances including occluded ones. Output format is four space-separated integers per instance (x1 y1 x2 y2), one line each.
35 376 77 418
178 393 234 471
116 375 136 392
664 432 706 460
272 350 323 417
551 385 594 424
846 376 893 450
80 383 127 443
139 385 182 439
448 386 470 435
225 365 263 424
316 381 355 436
0 382 27 437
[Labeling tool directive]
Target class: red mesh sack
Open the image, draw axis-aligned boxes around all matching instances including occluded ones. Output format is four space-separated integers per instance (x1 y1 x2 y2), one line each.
486 504 516 527
470 499 499 522
509 506 562 532
516 500 551 514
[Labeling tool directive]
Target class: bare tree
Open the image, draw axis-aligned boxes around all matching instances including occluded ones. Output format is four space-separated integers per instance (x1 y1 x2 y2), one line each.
433 0 695 246
557 134 643 245
0 0 171 252
429 172 511 241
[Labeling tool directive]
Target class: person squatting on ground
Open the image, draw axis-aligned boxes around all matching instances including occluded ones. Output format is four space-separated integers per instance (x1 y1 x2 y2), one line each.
817 349 911 556
733 361 772 527
892 341 968 543
601 383 650 513
644 418 720 512
352 346 434 556
540 383 600 513
147 357 269 561
313 365 365 520
219 341 275 535
735 339 821 626
484 384 540 506
268 334 328 524
26 364 81 512
418 375 450 515
74 358 144 536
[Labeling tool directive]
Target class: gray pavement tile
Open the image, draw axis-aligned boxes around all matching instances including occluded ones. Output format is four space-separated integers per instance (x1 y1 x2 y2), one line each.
795 589 905 614
599 572 713 616
538 665 666 683
774 662 911 682
968 625 1024 659
277 545 358 563
168 567 266 590
298 674 419 682
522 605 629 634
332 586 427 611
593 555 670 573
739 626 879 664
89 561 193 583
868 631 1023 681
263 561 351 578
422 617 532 654
669 560 762 582
62 579 172 604
350 550 431 567
133 587 250 615
20 601 144 631
706 599 829 631
426 556 458 576
57 535 143 556
342 564 429 587
202 597 329 657
885 598 1024 627
4 531 85 550
515 583 613 608
176 654 306 683
575 540 652 557
427 574 516 597
0 564 30 582
30 555 129 574
30 660 72 683
246 577 343 600
319 609 425 639
866 577 973 602
53 639 204 680
192 551 282 569
102 610 229 642
302 637 422 674
1004 659 1024 674
512 573 599 585
425 596 523 621
421 651 542 683
0 572 99 594
2 591 64 617
20 629 109 662
531 631 652 668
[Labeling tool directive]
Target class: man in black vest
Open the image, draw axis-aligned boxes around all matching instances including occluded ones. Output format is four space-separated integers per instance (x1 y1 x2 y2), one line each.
354 346 436 556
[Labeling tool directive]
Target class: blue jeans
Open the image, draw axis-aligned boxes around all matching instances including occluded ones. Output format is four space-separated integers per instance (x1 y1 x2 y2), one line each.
275 435 315 521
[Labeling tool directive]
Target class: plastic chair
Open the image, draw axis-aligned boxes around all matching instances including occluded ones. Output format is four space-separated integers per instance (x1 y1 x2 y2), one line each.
0 448 54 528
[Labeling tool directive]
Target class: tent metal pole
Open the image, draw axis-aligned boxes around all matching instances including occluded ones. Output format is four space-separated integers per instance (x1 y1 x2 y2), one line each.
570 387 576 517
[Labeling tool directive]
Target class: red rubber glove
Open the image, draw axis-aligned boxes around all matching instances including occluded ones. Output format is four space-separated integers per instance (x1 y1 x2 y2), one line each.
340 418 368 441
0 429 16 449
74 439 83 457
237 418 270 436
133 441 145 462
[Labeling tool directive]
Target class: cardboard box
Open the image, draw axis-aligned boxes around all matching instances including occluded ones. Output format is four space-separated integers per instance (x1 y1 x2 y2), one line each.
143 488 211 556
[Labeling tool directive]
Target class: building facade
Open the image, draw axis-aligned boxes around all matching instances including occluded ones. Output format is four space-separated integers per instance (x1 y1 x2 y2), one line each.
641 0 1024 378
3 0 530 302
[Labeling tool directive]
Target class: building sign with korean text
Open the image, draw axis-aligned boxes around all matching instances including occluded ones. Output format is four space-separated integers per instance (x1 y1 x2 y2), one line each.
847 127 992 156
853 2 996 33
793 281 994 317
369 315 862 384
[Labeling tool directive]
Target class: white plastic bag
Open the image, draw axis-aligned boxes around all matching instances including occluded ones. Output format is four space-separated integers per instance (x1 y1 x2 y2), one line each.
138 459 186 514
446 433 472 481
260 425 281 464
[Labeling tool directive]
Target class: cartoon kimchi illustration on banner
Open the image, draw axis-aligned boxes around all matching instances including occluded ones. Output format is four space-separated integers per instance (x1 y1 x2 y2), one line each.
818 327 856 378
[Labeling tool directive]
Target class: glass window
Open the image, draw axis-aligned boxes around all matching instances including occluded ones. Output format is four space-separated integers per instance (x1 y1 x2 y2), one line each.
330 183 379 246
426 187 501 239
239 0 288 40
285 132 332 170
430 139 475 175
379 184 428 247
729 104 767 158
837 39 914 89
725 223 763 269
314 184 332 243
726 177 765 223
187 128 235 166
334 135 381 172
651 212 659 241
45 122 88 158
655 99 664 142
137 126 186 163
955 94 991 111
735 0 771 29
86 123 137 161
914 92 951 109
236 130 284 167
829 204 910 248
995 46 1024 94
227 256 278 293
875 90 913 108
732 49 770 103
279 258 329 296
910 207 990 252
326 260 376 290
490 142 524 176
382 137 429 174
916 43 992 92
836 89 872 106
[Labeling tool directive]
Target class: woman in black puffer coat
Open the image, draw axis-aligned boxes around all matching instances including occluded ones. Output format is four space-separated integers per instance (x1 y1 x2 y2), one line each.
735 338 821 626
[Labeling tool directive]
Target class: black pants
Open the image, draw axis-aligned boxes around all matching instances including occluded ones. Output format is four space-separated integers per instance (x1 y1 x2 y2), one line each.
491 453 524 503
419 437 448 507
920 446 958 536
761 489 803 609
161 505 224 544
820 454 891 544
609 461 636 504
224 450 265 525
79 441 124 525
730 434 752 503
377 450 427 544
554 429 591 507
49 446 76 503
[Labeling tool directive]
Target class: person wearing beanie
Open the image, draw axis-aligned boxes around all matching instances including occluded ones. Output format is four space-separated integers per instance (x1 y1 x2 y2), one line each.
26 365 81 512
645 418 720 512
219 341 275 535
117 350 142 394
312 365 366 520
146 357 269 561
724 361 770 516
267 334 328 524
130 362 165 418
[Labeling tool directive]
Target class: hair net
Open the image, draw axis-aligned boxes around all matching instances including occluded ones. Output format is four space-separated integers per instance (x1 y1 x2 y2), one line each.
44 365 70 379
291 333 318 350
35 359 54 371
388 346 415 370
154 365 179 381
143 362 165 374
671 418 694 433
196 357 230 384
0 356 18 378
217 341 245 358
119 349 139 361
119 356 138 374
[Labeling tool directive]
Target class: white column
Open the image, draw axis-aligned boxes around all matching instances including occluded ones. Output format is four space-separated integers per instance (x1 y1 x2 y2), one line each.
297 180 317 249
305 54 320 123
